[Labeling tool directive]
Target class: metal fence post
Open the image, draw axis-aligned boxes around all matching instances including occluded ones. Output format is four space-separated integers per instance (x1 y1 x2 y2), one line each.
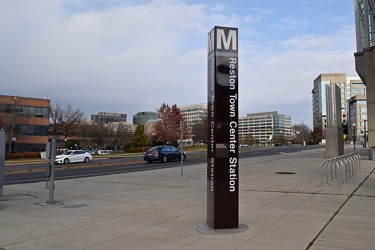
47 138 56 204
0 129 5 199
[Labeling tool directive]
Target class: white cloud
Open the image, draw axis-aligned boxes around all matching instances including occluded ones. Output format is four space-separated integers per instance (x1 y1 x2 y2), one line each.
274 17 309 30
0 0 358 127
0 1 216 113
238 24 357 126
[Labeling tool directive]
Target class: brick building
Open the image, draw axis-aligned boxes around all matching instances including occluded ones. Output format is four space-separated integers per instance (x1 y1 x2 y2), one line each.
0 95 50 152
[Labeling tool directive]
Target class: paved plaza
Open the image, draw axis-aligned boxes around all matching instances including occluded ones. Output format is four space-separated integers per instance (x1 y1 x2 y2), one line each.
0 145 374 249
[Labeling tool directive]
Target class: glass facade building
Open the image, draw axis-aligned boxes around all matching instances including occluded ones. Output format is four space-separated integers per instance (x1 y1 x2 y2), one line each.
91 112 127 125
133 111 157 127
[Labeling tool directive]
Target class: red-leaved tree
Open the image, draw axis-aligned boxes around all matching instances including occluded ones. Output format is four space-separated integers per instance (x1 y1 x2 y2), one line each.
154 103 189 145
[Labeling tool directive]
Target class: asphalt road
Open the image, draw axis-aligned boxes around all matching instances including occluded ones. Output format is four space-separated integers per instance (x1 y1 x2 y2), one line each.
4 145 319 185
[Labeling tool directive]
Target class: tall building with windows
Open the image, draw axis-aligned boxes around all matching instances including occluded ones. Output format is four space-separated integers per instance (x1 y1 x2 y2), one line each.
91 112 127 125
347 95 368 144
133 111 157 126
179 103 207 144
312 73 365 141
0 95 50 152
238 111 292 145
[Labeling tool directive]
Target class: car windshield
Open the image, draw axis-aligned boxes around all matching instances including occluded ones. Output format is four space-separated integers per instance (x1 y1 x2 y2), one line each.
62 151 73 155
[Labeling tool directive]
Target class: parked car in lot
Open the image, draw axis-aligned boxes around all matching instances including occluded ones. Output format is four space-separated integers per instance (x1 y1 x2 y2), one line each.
56 148 69 153
55 150 93 164
85 149 98 155
98 150 112 155
144 145 186 163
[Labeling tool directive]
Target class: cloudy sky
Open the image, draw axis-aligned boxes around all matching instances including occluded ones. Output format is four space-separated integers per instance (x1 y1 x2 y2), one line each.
0 0 357 127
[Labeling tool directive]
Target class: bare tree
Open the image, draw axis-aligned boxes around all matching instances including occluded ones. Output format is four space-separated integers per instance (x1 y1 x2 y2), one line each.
77 123 96 149
115 123 133 150
91 125 111 149
50 104 64 136
191 116 208 143
0 96 23 152
105 122 133 151
50 104 85 140
292 123 311 145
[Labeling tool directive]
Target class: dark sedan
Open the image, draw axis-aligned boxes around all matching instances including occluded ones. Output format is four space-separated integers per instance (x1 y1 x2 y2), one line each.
144 145 186 163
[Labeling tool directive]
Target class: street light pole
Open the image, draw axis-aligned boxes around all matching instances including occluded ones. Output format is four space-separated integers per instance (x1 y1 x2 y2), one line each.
301 120 305 146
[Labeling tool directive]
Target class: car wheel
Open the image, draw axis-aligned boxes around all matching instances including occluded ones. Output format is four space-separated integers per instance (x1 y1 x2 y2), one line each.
84 157 89 163
162 155 168 163
64 158 69 164
147 160 153 163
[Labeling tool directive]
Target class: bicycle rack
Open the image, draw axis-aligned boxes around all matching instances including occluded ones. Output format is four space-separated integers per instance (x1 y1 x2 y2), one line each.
321 153 361 187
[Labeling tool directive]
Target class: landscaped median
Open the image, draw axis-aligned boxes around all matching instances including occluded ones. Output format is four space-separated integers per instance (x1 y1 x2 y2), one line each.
4 145 275 174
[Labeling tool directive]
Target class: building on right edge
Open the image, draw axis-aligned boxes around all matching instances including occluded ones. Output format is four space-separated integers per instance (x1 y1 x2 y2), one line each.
347 95 368 146
312 73 366 144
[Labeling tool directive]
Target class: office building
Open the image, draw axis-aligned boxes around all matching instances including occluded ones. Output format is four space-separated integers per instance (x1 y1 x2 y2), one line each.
104 121 137 133
312 73 366 141
179 104 291 145
238 111 292 145
0 95 50 152
347 95 368 144
91 112 127 126
133 111 157 126
179 103 207 144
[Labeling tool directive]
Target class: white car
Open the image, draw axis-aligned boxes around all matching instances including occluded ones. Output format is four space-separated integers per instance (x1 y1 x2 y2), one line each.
55 150 92 164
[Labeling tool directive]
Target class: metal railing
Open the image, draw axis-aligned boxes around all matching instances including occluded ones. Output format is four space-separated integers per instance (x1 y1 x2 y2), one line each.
321 153 361 187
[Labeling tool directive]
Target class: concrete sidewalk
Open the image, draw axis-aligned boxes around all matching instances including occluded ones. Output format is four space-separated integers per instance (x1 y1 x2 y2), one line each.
0 145 374 250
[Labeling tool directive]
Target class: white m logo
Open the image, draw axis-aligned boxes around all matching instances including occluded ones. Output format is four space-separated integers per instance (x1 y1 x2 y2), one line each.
217 29 237 50
208 28 237 53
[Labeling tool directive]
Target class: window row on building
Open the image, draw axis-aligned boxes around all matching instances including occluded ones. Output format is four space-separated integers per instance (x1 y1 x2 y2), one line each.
0 104 49 118
0 95 51 152
179 104 292 145
238 111 292 145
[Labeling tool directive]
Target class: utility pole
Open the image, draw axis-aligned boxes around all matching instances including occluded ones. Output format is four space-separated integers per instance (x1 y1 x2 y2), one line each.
301 120 305 146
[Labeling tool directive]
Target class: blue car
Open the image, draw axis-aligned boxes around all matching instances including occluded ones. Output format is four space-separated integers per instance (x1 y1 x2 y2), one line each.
144 145 186 163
